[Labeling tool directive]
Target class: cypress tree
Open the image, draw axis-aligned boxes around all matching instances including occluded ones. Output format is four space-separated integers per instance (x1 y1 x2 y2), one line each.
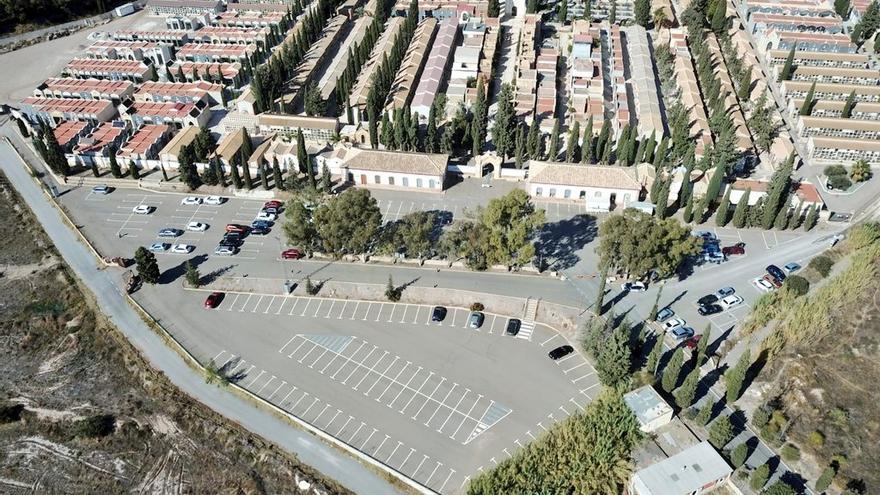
594 265 608 314
240 149 253 189
368 106 379 149
129 160 140 180
548 118 561 161
841 90 856 118
725 348 751 403
381 111 394 149
108 145 122 178
91 162 100 177
615 124 632 165
581 115 594 163
652 135 668 169
711 0 727 34
737 66 752 101
773 204 790 230
788 201 803 229
514 123 525 169
656 177 671 219
675 367 701 408
778 44 796 81
762 154 794 229
595 120 611 161
526 120 541 160
732 188 750 228
259 160 269 189
645 336 664 376
642 130 657 164
566 121 580 163
715 188 732 226
425 105 439 153
661 348 684 393
696 326 711 366
558 0 568 24
272 156 284 190
229 159 242 189
683 193 695 223
799 81 816 116
634 0 651 27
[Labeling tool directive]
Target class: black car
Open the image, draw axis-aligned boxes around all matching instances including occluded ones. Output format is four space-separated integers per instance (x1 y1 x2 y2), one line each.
250 226 271 235
548 345 574 360
698 304 723 316
505 318 521 336
766 264 786 282
431 306 447 322
697 294 719 306
222 232 242 245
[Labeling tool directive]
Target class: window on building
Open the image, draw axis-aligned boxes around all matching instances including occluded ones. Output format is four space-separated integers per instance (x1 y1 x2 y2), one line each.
429 179 436 188
623 193 631 202
564 189 571 199
416 178 423 188
579 190 586 199
535 187 543 196
594 191 602 198
549 188 556 197
388 176 395 186
374 175 381 184
402 177 409 187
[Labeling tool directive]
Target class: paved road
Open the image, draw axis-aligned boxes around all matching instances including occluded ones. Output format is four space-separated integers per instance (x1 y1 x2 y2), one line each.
0 139 407 495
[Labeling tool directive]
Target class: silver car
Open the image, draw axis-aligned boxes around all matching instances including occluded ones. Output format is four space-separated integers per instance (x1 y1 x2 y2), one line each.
468 312 485 329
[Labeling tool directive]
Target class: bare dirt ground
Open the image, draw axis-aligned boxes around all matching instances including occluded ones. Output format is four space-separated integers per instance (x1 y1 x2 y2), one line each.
756 252 880 493
0 172 351 495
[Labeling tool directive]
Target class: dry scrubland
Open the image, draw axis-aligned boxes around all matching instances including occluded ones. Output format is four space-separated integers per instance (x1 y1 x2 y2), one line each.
0 172 350 495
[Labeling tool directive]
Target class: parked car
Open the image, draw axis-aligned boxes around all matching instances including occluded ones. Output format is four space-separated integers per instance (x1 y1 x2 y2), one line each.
783 262 802 274
620 281 647 292
158 228 183 238
222 232 242 244
281 249 304 260
766 264 786 282
763 274 783 289
148 242 169 252
752 277 775 292
655 308 675 323
91 185 112 195
251 220 271 230
505 318 521 336
214 245 236 255
204 292 224 309
716 286 736 298
671 326 695 341
663 317 686 332
468 311 485 329
697 294 719 306
431 306 447 322
703 251 725 264
255 211 277 222
262 206 280 215
698 304 723 316
171 244 194 254
693 230 717 242
684 334 702 349
264 200 283 209
548 345 574 360
186 221 208 231
722 243 746 256
181 196 202 206
225 224 249 234
719 294 744 309
132 204 152 214
204 195 225 205
250 226 270 235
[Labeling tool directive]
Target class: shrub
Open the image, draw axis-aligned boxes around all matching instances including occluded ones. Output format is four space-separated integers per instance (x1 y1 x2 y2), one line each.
849 159 872 182
75 414 116 438
385 275 400 302
815 466 836 492
809 256 834 278
730 442 749 468
750 463 770 491
808 430 825 448
470 302 485 311
696 401 714 426
0 402 25 423
781 443 801 461
184 261 200 287
823 165 847 177
304 276 319 295
826 173 852 191
709 415 734 448
783 275 809 296
752 406 772 428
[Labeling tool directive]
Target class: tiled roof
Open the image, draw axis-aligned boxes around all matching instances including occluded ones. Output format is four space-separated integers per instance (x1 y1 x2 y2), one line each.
528 161 642 191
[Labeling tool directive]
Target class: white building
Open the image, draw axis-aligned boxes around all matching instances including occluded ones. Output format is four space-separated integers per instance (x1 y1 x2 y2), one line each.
318 145 448 191
630 441 732 495
526 160 643 211
624 385 674 433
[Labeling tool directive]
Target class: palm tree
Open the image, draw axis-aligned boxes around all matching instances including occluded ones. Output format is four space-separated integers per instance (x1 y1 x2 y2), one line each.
653 7 669 28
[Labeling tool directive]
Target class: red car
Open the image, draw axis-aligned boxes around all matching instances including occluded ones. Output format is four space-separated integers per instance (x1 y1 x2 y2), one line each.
722 242 746 256
281 249 304 260
204 292 224 309
264 200 282 209
763 273 783 289
684 334 703 349
225 224 249 234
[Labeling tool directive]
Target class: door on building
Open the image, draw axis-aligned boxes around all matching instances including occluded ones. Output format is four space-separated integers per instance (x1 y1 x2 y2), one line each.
360 174 367 185
609 193 617 211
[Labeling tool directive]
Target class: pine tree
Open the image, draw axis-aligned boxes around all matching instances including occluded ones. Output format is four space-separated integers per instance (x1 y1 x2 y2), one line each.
725 348 751 403
297 128 315 189
788 201 803 229
841 90 856 118
799 81 816 116
737 66 752 101
730 442 749 468
596 322 633 388
834 0 851 17
661 348 684 392
711 0 727 34
695 400 714 426
696 326 711 366
321 163 332 192
732 188 750 228
134 247 161 284
594 265 608 314
91 162 100 177
778 44 796 81
773 204 790 230
558 0 568 24
715 188 732 226
566 121 580 162
581 115 594 163
548 118 561 161
634 0 651 27
675 367 701 408
648 285 663 321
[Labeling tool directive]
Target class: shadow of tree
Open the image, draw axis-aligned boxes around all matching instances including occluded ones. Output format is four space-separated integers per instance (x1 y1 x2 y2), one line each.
534 214 597 271
201 264 236 285
160 253 208 285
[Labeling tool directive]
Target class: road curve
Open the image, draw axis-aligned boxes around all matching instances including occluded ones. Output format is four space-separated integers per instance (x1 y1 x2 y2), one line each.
0 139 406 495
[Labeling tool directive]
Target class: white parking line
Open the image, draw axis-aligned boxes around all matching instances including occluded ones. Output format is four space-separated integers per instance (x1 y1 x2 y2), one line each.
411 377 446 420
398 448 415 469
438 469 456 492
540 334 559 346
563 361 587 374
348 422 365 442
424 383 458 426
352 351 389 391
350 301 360 319
257 375 275 394
341 346 377 384
360 428 377 449
425 462 442 486
386 441 402 462
336 415 353 435
287 338 310 358
288 297 301 315
268 381 287 399
275 297 288 315
400 371 435 413
376 361 411 402
300 298 312 316
437 389 470 432
364 356 399 396
331 341 366 377
246 369 266 388
388 365 423 408
301 397 320 417
290 391 308 409
449 394 482 440
325 300 336 318
312 299 324 317
338 300 349 319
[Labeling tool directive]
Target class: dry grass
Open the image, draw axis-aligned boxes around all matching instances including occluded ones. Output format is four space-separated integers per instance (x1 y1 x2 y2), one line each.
0 174 351 494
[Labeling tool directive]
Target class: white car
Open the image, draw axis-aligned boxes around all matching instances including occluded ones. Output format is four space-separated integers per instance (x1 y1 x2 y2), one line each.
752 277 774 293
148 242 169 253
663 317 686 332
255 211 277 222
171 244 194 254
214 245 236 255
132 204 152 214
186 221 208 231
621 281 647 292
181 196 202 206
204 195 225 205
719 295 744 309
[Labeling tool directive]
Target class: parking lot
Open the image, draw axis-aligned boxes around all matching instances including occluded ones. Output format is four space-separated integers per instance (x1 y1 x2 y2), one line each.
135 287 596 494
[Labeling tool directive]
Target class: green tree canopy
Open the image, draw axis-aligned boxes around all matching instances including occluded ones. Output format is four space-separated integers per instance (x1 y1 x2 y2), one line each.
312 188 382 256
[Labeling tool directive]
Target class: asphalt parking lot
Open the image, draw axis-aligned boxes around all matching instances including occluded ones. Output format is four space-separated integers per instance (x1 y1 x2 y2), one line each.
59 184 599 494
136 287 597 494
